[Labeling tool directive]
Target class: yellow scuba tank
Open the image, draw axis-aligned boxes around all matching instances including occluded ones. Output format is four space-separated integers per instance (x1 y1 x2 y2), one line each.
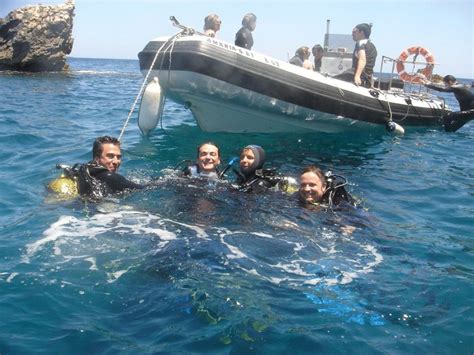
48 164 78 199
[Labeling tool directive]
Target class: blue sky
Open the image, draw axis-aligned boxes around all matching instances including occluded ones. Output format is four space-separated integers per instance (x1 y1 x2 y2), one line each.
2 0 473 78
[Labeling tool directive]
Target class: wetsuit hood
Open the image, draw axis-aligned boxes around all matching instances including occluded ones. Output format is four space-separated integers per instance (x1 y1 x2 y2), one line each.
241 145 266 177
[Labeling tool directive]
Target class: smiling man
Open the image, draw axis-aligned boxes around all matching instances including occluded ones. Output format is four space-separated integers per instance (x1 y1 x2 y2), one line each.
77 136 144 199
182 142 222 178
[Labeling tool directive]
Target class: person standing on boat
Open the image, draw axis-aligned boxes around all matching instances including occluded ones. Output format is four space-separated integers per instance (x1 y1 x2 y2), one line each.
181 142 222 178
312 44 324 72
76 136 144 199
203 14 221 38
333 23 377 87
289 46 313 70
422 75 474 132
351 23 377 87
235 13 257 50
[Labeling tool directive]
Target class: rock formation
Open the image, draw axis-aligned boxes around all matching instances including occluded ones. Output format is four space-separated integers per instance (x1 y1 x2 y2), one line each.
0 0 75 72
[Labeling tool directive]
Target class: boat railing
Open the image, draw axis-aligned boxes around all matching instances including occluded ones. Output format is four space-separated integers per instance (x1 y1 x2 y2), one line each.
376 55 438 95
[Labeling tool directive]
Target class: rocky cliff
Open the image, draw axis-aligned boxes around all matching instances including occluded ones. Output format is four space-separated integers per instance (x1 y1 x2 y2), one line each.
0 0 75 72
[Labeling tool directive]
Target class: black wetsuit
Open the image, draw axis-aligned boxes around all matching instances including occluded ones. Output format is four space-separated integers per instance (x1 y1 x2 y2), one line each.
77 161 144 200
333 40 377 87
235 27 253 50
426 82 474 132
235 169 281 193
314 58 322 72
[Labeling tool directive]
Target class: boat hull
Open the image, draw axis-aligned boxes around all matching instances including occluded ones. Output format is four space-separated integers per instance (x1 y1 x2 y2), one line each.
138 36 450 133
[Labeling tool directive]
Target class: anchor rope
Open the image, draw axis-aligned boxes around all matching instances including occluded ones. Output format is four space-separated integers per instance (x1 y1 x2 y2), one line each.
118 32 182 141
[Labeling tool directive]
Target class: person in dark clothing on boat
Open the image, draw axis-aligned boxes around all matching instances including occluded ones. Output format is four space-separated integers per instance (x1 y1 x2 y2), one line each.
181 142 222 179
76 136 144 200
334 23 377 87
312 44 324 72
423 75 474 132
289 46 313 70
235 13 257 50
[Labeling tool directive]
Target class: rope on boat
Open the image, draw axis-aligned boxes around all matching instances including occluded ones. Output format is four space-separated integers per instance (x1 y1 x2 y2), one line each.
118 32 182 141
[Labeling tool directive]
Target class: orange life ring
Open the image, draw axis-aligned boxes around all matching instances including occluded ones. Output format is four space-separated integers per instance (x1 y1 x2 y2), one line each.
396 46 435 83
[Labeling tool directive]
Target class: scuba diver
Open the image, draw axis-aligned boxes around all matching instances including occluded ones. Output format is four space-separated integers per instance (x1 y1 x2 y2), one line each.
422 75 474 132
234 13 257 50
233 145 297 193
50 136 144 200
299 165 356 209
178 142 222 179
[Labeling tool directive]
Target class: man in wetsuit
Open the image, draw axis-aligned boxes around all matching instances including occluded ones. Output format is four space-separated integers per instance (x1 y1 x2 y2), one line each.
424 75 474 132
77 136 143 199
182 142 221 179
299 165 356 208
235 13 257 50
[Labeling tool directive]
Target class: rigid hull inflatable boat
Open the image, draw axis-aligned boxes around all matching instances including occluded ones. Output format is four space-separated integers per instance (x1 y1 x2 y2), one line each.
137 34 450 134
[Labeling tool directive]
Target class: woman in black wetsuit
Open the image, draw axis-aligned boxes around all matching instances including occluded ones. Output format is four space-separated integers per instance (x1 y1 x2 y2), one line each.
234 145 282 192
424 75 474 132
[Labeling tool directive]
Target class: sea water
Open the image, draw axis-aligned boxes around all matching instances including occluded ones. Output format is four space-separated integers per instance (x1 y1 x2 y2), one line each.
0 58 472 354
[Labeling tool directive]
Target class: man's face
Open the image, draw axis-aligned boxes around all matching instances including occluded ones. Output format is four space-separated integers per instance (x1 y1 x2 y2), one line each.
96 143 121 172
352 27 363 41
197 144 220 173
299 172 326 204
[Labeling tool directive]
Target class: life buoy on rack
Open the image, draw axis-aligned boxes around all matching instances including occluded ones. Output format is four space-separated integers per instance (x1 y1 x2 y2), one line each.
396 46 435 83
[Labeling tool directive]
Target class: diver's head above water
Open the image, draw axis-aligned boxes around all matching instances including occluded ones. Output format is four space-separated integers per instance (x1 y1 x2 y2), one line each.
92 136 122 173
299 165 327 205
196 142 221 174
239 145 265 177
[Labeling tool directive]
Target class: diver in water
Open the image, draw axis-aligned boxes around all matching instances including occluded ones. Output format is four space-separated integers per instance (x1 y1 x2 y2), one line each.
423 75 474 132
299 165 356 209
180 142 222 179
76 136 144 199
233 145 295 193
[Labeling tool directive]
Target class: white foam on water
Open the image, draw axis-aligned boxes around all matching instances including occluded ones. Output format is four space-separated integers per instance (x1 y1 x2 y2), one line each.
6 272 19 283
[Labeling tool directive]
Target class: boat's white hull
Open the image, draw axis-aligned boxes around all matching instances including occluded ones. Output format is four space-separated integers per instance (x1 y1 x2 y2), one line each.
146 70 380 133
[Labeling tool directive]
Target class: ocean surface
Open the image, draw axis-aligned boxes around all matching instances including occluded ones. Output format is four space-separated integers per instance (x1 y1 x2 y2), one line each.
0 57 472 354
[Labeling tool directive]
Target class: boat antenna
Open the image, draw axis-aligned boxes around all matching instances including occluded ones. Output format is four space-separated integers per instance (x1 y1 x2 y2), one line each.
324 19 330 49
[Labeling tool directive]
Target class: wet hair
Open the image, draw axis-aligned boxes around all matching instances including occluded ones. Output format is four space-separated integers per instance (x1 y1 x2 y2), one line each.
300 165 327 187
355 23 371 38
92 136 120 159
296 46 310 59
197 141 220 158
312 44 323 53
203 14 221 31
242 13 257 27
241 144 265 171
443 75 456 83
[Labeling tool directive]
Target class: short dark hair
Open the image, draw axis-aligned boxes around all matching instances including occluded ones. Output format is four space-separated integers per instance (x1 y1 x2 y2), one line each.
242 13 256 27
197 141 220 158
92 136 120 159
443 75 456 83
300 165 327 187
312 44 323 53
355 23 371 38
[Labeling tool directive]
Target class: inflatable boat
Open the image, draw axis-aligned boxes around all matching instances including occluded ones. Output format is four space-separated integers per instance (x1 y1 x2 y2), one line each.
137 23 450 135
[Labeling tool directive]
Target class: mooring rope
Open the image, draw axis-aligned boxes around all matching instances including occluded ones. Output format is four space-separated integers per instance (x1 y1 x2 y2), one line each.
118 32 182 141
